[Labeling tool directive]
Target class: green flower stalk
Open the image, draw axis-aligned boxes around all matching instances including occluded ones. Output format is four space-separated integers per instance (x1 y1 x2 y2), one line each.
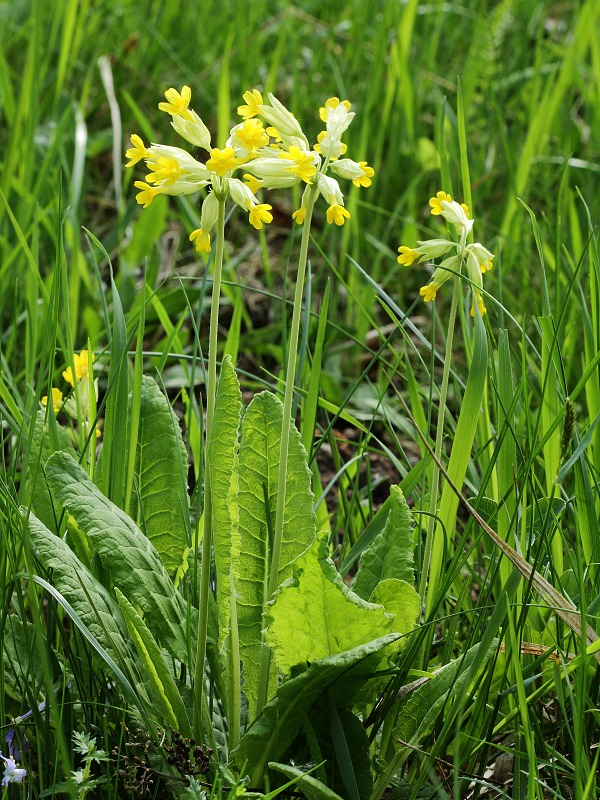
398 191 494 605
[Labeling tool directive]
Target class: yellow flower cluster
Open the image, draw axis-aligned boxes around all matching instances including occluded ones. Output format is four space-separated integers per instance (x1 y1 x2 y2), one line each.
126 86 375 248
398 191 494 316
42 350 101 438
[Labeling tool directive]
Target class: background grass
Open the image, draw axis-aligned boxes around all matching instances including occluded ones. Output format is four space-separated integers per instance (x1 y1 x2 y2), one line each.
2 0 600 798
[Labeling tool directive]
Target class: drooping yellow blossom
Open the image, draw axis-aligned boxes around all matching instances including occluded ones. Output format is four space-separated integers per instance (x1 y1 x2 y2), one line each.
158 86 193 120
206 147 241 177
189 228 211 253
62 350 95 387
134 181 162 208
125 134 152 168
400 194 494 315
41 387 63 413
145 156 183 186
248 203 273 230
353 162 374 187
419 283 439 303
319 97 352 122
397 246 420 266
292 207 306 225
278 146 318 183
326 204 350 226
237 89 263 119
243 173 264 194
235 118 269 152
429 191 452 215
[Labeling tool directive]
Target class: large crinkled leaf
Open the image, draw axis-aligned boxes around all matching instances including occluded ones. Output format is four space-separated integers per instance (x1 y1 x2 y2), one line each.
353 485 415 600
265 535 395 675
393 640 497 747
128 376 189 573
28 409 77 533
369 579 420 640
28 511 130 667
115 588 192 738
208 355 241 649
233 634 399 785
45 451 195 666
236 391 316 717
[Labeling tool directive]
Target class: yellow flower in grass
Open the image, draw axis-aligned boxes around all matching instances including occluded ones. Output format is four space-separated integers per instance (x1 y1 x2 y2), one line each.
237 89 263 120
41 387 63 413
278 146 318 183
248 203 273 230
127 85 280 250
319 97 351 122
401 193 494 315
62 350 95 387
292 207 306 225
429 191 452 215
397 246 420 266
206 147 241 177
158 85 193 120
326 204 350 226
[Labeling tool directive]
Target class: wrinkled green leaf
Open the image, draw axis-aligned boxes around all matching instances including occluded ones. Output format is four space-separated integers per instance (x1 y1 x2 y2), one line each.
128 376 189 573
28 511 130 667
115 588 192 737
45 451 195 666
208 355 241 649
353 485 415 600
265 535 395 674
233 634 398 785
369 579 420 639
29 409 77 533
393 640 497 747
237 391 316 716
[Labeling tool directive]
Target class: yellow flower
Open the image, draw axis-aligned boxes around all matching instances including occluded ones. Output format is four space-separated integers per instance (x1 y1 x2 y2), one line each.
134 181 162 208
206 147 240 177
429 191 452 215
236 118 269 152
237 89 263 119
292 207 306 225
471 290 487 317
326 204 350 226
62 350 95 387
319 97 351 122
125 134 151 168
480 259 493 273
353 161 374 187
145 156 183 186
158 85 193 120
248 203 273 230
397 246 420 266
189 228 211 253
243 173 263 194
461 203 470 218
419 283 439 303
278 146 317 183
41 387 63 413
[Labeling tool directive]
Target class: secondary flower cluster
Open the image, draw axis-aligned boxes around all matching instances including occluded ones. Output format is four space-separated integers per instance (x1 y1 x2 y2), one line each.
42 350 100 437
398 191 494 316
125 86 374 252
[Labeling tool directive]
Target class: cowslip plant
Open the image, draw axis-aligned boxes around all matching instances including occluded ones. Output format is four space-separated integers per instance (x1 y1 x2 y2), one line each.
398 191 495 608
21 83 423 799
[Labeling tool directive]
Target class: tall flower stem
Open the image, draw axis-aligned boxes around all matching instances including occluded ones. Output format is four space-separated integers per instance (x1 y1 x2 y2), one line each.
193 197 226 741
255 183 318 715
419 275 460 607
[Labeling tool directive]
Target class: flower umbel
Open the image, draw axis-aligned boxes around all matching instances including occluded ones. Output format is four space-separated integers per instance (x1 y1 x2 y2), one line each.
399 191 494 315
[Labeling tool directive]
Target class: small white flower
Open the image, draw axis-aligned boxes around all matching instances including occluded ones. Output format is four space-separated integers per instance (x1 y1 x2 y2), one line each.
1 754 27 786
